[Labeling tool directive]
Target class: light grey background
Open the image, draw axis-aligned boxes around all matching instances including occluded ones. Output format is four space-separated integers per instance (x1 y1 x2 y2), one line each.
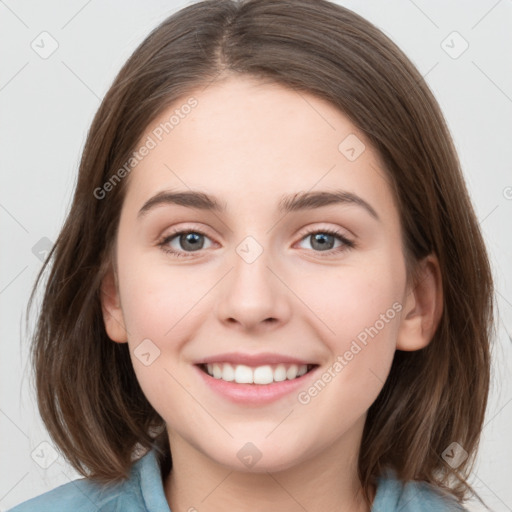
1 0 511 510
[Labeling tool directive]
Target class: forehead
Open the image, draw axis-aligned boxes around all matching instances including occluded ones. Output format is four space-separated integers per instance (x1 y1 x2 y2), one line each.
122 76 396 221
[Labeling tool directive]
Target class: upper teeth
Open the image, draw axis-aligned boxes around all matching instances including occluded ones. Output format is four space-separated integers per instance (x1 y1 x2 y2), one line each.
205 363 310 385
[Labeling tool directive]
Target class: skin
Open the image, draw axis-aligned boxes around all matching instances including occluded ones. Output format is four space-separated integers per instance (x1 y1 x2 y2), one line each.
101 75 443 512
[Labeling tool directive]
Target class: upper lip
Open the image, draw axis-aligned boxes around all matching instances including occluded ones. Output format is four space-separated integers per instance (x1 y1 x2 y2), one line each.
194 352 317 367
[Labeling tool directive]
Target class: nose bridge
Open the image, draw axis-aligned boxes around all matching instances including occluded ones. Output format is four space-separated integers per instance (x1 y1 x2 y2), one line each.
231 233 277 303
215 233 291 329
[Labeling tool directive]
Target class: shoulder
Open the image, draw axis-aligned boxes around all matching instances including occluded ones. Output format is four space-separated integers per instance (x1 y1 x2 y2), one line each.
6 477 137 512
6 450 170 512
373 468 469 512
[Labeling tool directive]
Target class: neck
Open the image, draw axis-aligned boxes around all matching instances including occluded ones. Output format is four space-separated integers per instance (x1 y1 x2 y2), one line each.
163 418 375 512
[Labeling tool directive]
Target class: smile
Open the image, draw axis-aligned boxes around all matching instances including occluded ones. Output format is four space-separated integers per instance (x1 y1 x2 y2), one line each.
200 363 317 384
194 361 320 405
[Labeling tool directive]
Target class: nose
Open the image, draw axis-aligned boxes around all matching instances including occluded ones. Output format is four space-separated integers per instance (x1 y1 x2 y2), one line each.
215 241 292 333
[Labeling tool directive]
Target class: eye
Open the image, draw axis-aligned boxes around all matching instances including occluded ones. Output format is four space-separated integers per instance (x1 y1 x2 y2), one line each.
157 226 355 259
296 228 355 255
158 228 214 258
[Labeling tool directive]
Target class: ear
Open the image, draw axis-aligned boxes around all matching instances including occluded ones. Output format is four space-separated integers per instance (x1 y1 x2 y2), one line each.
396 254 443 351
100 267 128 343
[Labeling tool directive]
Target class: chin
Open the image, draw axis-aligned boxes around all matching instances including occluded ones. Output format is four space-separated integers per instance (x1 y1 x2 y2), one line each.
206 440 313 474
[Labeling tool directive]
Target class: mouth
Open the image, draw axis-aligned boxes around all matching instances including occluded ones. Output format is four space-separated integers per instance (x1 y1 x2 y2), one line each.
197 362 319 385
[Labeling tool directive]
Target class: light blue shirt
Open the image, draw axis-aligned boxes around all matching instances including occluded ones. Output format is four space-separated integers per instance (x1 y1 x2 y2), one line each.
8 449 467 511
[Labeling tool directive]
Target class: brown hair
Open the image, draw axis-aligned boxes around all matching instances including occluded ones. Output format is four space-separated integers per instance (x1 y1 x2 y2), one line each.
26 0 494 508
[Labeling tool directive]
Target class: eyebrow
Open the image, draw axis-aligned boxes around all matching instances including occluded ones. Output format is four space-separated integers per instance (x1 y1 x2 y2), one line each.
137 189 379 221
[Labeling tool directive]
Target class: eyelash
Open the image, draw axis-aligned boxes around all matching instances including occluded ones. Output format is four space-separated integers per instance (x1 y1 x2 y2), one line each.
157 226 355 259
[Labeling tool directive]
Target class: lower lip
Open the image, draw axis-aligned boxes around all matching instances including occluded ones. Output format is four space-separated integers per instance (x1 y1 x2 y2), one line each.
194 364 319 405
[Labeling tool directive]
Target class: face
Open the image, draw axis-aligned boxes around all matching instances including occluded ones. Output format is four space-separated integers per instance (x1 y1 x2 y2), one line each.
101 75 434 474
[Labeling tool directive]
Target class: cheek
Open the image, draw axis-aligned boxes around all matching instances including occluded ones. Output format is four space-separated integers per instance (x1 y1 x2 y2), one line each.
292 281 400 432
293 255 404 389
116 250 195 341
297 259 404 342
116 256 195 414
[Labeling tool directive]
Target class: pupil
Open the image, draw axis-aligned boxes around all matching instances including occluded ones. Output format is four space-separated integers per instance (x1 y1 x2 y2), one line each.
312 233 333 251
181 233 203 251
